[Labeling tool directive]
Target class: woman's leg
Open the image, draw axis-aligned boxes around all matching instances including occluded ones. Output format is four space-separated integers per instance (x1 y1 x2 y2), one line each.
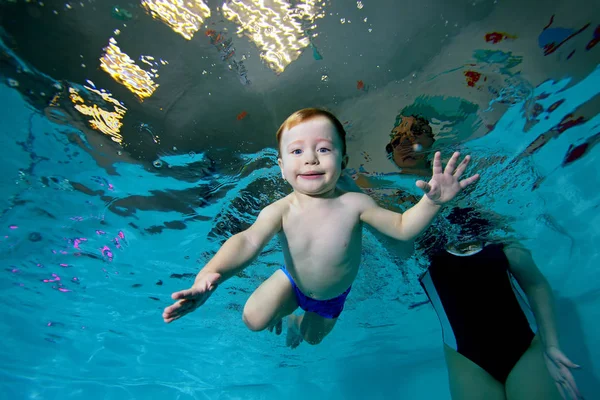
443 345 506 400
505 335 562 400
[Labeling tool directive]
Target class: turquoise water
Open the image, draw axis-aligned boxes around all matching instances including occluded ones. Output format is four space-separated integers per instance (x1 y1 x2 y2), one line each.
1 1 600 399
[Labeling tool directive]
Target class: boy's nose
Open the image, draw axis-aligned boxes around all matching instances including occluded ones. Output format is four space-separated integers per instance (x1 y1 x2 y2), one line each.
304 152 319 164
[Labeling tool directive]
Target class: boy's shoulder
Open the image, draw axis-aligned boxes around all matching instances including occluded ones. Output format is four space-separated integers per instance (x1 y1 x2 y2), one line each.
338 190 369 201
337 190 377 210
260 195 293 216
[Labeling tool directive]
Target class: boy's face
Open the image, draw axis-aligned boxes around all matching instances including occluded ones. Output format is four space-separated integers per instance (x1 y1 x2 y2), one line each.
278 117 347 196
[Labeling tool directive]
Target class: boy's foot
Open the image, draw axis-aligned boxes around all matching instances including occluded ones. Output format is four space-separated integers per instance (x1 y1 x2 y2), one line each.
286 314 303 349
268 319 283 335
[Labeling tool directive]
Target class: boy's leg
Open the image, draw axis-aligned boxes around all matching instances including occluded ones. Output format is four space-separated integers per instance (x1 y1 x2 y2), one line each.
242 269 298 332
287 311 338 348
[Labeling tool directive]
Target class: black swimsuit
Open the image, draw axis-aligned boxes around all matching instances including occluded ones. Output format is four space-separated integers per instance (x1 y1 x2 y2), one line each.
419 244 536 383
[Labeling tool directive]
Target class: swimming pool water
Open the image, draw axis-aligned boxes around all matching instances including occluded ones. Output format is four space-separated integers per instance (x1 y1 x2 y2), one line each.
1 1 599 399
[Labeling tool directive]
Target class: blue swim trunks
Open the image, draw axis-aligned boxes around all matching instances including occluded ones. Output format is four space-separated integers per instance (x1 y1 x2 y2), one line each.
280 266 351 319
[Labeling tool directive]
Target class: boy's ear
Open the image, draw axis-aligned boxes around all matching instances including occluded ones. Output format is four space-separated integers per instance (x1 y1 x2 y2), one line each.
341 155 349 169
277 158 285 180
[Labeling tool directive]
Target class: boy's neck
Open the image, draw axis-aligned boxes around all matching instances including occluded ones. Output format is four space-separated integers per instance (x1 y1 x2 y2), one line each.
291 188 339 207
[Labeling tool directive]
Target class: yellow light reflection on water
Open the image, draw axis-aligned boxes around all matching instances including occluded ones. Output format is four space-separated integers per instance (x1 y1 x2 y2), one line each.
100 38 159 100
222 0 325 74
141 0 211 40
69 86 127 144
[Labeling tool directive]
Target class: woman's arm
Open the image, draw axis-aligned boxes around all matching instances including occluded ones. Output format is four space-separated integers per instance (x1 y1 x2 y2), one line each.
505 244 582 399
504 244 559 348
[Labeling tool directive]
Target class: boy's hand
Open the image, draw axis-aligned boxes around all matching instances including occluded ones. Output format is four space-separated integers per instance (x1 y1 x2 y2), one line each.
416 151 479 205
162 272 221 323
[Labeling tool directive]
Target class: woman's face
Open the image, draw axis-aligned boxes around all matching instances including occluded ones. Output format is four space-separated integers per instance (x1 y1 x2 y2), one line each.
389 116 435 168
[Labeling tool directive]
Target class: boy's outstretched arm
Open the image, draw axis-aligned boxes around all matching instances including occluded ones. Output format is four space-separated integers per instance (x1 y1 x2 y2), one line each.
359 152 479 241
162 202 284 323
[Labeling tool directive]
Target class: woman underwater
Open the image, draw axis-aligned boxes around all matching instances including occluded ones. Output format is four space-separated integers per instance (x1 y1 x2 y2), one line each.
418 207 583 400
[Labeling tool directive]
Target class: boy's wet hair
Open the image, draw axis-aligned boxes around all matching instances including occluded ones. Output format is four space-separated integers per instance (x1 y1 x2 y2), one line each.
276 108 347 157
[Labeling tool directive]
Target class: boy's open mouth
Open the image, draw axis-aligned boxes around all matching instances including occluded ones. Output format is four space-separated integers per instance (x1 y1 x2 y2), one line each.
300 171 324 176
299 172 324 179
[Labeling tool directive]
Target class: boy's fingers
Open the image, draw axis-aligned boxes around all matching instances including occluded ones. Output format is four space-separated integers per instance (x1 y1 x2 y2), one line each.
163 311 177 323
416 180 431 193
208 272 221 284
453 156 470 177
163 302 183 316
172 288 195 300
163 304 190 321
459 174 480 188
164 298 195 314
163 314 182 324
432 152 443 175
444 152 460 175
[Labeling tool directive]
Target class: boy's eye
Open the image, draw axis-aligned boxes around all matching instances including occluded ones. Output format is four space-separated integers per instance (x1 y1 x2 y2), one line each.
318 148 330 153
291 149 302 155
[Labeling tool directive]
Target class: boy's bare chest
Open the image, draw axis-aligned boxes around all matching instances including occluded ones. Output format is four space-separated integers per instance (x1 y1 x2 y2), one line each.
282 207 360 245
